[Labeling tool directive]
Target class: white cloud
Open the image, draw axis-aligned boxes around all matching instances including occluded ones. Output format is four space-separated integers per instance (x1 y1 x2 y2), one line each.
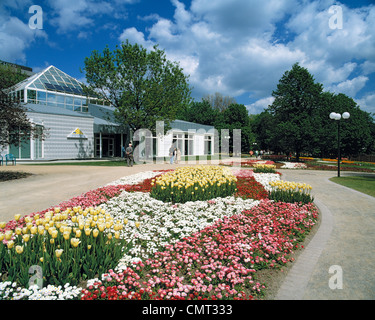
247 96 275 114
0 16 47 63
356 93 375 114
326 76 369 97
47 0 129 33
117 0 375 114
119 27 155 50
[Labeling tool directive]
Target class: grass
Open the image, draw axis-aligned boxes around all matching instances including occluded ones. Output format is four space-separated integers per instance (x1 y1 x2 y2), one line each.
330 175 375 197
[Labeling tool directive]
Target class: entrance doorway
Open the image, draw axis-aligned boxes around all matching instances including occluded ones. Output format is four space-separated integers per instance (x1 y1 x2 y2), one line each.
95 135 114 157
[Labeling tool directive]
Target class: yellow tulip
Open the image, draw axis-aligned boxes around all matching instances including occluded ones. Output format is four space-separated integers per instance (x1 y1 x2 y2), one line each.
98 224 105 232
38 226 45 235
85 228 91 236
92 228 99 238
51 229 58 239
107 233 113 240
16 245 24 254
135 221 141 228
114 231 120 239
5 230 13 240
70 238 80 247
0 233 4 241
87 245 92 250
7 240 15 249
123 218 128 225
22 234 30 242
0 221 6 229
75 230 81 238
14 214 21 221
15 227 22 235
55 249 63 258
40 257 44 262
63 231 70 240
54 207 60 213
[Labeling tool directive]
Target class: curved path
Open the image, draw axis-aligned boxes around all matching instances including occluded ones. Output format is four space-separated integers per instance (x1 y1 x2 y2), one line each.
0 162 185 223
274 169 375 300
1 164 374 299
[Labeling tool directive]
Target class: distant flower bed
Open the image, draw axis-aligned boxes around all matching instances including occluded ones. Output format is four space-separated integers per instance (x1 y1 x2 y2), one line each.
280 162 307 169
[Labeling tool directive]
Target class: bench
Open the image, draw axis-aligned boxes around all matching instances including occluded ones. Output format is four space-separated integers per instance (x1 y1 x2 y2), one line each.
5 154 16 166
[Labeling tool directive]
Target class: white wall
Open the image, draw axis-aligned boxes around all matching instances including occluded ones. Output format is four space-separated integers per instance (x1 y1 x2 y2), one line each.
27 112 94 160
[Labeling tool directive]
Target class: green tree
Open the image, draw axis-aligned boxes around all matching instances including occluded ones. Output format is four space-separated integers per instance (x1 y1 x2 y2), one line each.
217 104 254 154
0 64 42 149
82 40 192 133
176 100 220 126
250 110 278 152
267 63 323 160
319 92 375 158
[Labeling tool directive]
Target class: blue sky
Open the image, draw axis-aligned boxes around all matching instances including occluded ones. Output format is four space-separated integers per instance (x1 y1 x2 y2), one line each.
1 0 375 114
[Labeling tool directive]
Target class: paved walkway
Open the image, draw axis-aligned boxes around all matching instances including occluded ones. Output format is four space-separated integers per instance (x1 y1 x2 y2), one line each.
1 164 374 299
0 162 186 222
274 169 375 300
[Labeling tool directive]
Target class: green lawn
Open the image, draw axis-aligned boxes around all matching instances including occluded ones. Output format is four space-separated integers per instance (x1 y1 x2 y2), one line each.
330 175 375 197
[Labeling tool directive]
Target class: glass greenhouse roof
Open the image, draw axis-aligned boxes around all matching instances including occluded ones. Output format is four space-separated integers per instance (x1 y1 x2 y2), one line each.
11 65 85 96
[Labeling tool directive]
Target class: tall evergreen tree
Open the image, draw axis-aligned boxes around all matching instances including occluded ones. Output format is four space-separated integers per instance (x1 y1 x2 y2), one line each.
267 63 323 160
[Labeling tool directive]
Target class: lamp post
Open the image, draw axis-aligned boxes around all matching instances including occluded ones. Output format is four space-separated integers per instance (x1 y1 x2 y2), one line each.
329 112 350 177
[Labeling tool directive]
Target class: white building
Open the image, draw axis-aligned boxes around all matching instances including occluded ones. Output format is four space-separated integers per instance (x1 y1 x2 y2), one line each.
2 65 215 161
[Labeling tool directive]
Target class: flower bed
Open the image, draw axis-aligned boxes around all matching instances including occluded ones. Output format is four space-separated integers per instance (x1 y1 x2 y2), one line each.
0 166 318 300
150 166 238 203
81 200 318 300
280 162 307 169
220 159 275 167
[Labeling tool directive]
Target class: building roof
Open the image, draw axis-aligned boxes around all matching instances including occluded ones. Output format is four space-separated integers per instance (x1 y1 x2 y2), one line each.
170 119 215 133
10 65 85 96
25 103 93 118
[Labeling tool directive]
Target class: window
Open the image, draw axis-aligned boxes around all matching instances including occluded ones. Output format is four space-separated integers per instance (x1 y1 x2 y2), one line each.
56 94 65 108
37 91 46 105
47 93 57 107
27 89 36 104
74 98 82 111
204 135 213 155
184 134 194 156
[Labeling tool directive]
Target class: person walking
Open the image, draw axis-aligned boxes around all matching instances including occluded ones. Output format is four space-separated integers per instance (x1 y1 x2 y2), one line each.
175 148 181 164
125 143 134 167
169 145 175 164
